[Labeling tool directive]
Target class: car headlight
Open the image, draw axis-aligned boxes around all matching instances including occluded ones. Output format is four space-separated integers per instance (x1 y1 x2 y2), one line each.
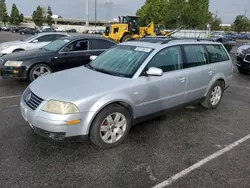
42 100 79 114
4 60 23 67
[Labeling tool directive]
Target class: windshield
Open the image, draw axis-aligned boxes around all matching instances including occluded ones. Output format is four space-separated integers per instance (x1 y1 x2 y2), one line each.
21 35 38 42
42 39 70 51
89 45 153 78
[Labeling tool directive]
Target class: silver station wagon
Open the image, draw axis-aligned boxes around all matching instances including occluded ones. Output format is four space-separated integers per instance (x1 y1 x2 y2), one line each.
20 38 233 149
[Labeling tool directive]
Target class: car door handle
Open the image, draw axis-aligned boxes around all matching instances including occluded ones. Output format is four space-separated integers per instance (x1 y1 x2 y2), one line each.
179 77 186 83
208 71 213 75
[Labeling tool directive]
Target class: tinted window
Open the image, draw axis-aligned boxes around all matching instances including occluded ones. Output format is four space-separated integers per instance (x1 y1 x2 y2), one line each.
147 46 183 72
91 39 116 50
36 35 54 42
62 40 89 52
183 45 208 68
206 44 230 63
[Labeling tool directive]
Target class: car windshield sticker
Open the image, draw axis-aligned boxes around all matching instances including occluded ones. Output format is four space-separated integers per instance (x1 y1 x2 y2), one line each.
64 39 70 43
135 47 152 53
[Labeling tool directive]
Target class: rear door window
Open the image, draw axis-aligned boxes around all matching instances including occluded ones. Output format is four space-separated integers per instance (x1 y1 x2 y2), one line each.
183 45 208 68
36 35 54 42
90 39 116 50
206 44 230 63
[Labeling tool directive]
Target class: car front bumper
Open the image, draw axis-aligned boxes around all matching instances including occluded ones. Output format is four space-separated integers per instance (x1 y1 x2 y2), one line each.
20 95 94 140
0 66 28 79
236 56 250 71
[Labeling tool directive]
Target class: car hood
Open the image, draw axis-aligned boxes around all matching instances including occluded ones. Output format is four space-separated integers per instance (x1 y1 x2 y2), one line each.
2 48 54 61
0 40 24 48
238 45 250 51
28 66 131 102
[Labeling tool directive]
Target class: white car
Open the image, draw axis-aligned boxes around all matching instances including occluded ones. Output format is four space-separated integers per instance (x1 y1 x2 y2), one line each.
54 26 66 32
0 32 69 56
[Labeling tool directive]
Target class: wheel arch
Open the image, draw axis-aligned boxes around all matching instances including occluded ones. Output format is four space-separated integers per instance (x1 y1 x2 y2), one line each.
27 62 54 80
86 100 135 135
205 75 226 96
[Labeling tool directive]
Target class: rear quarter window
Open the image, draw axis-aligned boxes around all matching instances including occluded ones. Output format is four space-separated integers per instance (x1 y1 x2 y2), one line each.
206 44 230 63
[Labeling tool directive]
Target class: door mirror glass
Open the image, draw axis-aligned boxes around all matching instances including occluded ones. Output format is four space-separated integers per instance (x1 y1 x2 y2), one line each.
90 55 98 61
32 39 38 43
146 67 163 76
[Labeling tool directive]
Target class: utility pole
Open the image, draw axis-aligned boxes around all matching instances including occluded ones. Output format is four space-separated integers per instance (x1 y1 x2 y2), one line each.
86 0 89 27
95 0 97 27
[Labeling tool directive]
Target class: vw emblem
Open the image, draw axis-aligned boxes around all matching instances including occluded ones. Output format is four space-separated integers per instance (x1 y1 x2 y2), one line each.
25 92 32 102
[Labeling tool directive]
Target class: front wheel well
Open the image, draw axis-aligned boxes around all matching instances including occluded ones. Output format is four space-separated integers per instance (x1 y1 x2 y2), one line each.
88 101 134 135
27 62 53 79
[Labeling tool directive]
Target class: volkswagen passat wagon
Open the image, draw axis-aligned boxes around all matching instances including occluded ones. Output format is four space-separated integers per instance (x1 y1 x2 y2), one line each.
20 39 233 149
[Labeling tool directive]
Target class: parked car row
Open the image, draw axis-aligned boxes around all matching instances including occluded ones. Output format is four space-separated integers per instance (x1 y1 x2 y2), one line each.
0 25 78 35
82 29 105 35
0 33 234 148
211 32 250 40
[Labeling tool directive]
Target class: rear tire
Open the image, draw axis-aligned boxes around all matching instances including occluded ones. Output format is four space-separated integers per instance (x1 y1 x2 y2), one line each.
201 81 224 109
28 64 53 82
90 104 131 149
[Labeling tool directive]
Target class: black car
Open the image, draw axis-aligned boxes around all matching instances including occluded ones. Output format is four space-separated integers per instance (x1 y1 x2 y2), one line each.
66 28 77 33
20 28 39 35
11 27 27 33
0 35 117 81
236 47 250 74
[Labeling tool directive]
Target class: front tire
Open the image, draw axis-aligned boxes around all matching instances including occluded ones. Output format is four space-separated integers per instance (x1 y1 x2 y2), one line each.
201 81 224 109
90 104 131 149
121 34 133 43
28 64 52 82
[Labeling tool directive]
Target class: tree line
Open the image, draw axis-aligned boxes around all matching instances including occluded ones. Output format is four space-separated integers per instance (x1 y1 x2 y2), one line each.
0 0 53 27
136 0 250 33
0 0 24 26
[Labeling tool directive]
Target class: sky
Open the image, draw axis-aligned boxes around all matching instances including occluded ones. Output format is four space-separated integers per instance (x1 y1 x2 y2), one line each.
5 0 250 24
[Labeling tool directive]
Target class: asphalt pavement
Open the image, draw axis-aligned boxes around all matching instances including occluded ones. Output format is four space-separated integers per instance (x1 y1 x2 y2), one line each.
0 31 250 188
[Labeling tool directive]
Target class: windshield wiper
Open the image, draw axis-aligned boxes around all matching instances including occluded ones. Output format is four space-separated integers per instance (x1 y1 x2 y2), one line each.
84 64 128 78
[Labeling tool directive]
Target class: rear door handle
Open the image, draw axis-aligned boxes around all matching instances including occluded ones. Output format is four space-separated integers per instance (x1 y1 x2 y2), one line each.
208 71 213 75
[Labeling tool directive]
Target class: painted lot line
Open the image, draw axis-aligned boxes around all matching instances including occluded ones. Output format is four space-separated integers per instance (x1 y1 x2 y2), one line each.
0 95 21 100
152 134 250 188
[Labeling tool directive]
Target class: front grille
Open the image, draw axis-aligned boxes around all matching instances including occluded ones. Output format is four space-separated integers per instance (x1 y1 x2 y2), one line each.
23 88 44 110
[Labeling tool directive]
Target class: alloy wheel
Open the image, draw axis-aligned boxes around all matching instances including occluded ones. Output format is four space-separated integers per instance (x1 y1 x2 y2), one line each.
210 86 222 106
32 66 51 80
100 112 127 144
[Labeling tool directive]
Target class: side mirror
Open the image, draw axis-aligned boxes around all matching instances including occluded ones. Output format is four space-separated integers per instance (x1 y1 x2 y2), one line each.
32 39 38 43
90 55 98 61
146 67 163 76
